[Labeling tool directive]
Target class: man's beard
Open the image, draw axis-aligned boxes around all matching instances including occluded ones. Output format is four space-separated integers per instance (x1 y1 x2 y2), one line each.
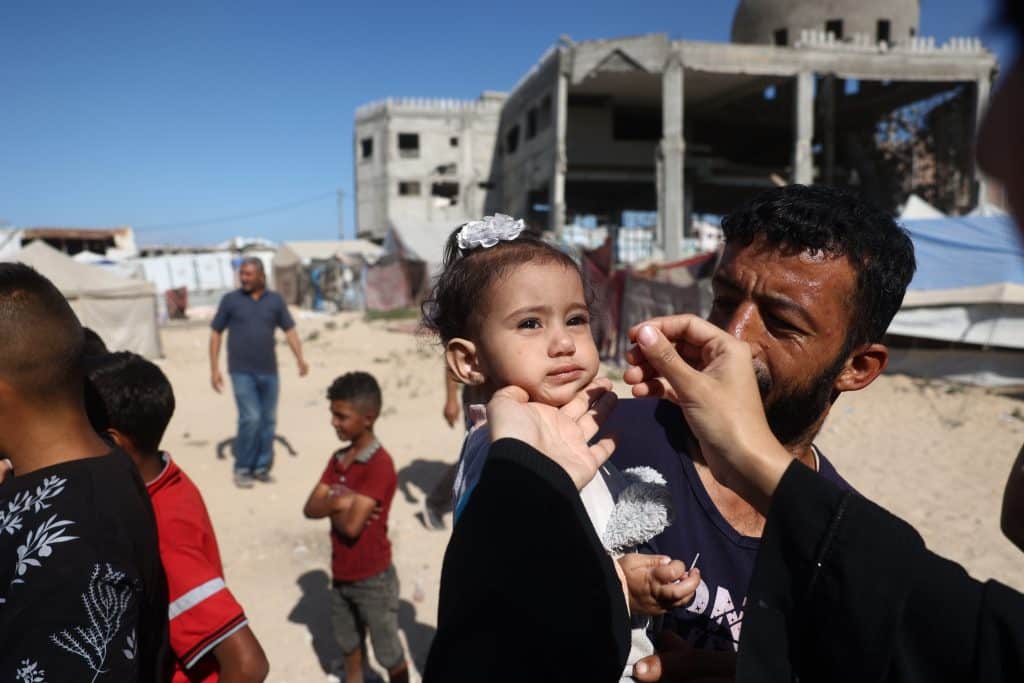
755 352 848 447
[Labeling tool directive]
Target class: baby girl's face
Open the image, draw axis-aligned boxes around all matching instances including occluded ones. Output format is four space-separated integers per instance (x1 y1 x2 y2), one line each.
475 261 599 406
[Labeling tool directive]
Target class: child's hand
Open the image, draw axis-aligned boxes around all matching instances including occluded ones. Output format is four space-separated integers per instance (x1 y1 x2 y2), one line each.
330 491 356 513
329 483 353 498
619 553 700 616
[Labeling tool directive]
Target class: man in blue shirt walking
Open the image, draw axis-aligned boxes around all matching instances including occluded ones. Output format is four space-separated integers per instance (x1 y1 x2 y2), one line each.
210 257 309 488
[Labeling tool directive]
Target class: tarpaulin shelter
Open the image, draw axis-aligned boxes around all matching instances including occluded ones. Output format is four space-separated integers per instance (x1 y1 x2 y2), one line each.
272 240 383 310
365 219 453 311
601 252 716 364
886 214 1024 386
10 241 162 358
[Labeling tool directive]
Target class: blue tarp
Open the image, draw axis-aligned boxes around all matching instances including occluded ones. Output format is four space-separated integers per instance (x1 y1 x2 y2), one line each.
901 215 1024 291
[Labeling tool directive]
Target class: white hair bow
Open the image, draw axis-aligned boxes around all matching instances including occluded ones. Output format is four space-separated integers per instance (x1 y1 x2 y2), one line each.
456 214 525 250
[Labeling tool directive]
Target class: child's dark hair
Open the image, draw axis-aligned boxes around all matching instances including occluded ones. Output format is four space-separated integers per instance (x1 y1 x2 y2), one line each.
327 371 382 414
87 351 175 455
422 223 594 343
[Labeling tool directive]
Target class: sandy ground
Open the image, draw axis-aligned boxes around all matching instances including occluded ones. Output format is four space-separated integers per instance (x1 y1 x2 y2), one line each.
156 312 1024 682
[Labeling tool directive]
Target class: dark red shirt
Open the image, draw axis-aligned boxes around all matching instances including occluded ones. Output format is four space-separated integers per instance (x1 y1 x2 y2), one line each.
319 441 397 582
148 455 247 682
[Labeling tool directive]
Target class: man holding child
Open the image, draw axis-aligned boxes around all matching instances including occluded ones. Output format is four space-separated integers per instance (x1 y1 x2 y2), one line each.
608 183 916 654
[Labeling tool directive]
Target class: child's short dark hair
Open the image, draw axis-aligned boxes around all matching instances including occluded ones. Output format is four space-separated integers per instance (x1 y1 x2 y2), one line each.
87 352 175 454
327 372 382 414
421 223 594 344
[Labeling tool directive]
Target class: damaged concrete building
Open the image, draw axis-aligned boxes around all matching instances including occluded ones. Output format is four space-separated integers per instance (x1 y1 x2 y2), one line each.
353 92 506 242
354 0 998 260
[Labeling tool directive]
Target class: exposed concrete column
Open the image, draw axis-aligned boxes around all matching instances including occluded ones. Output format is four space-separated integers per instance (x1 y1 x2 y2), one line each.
973 73 992 208
550 56 570 234
661 54 684 262
793 70 814 185
820 74 836 186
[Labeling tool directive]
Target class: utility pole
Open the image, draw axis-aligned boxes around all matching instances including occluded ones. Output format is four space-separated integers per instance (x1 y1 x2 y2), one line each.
336 189 345 239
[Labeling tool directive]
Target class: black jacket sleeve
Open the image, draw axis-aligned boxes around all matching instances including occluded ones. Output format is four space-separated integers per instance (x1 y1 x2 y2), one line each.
424 438 631 683
738 460 1024 682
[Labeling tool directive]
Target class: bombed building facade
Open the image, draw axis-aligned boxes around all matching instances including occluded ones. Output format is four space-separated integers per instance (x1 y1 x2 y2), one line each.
354 0 998 260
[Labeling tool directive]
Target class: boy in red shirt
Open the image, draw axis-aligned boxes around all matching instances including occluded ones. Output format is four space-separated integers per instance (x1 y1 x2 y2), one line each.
303 372 408 683
88 352 270 682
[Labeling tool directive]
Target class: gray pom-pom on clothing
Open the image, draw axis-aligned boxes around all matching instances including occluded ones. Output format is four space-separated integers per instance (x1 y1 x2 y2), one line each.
602 466 675 555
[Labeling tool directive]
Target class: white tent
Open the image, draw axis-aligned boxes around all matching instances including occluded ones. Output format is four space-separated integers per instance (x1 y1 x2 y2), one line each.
273 240 383 267
11 241 163 358
899 194 946 220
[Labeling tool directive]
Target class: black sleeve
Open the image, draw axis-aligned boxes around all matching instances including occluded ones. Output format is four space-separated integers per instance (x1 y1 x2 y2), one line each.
738 460 1024 682
424 438 631 683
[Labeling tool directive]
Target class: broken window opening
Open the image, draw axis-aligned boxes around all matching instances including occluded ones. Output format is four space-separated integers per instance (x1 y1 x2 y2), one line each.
526 107 538 140
398 181 421 196
877 20 891 44
397 133 420 158
450 136 459 147
612 106 662 141
431 181 460 206
505 125 520 154
825 19 844 40
774 28 788 46
360 137 373 159
434 163 457 175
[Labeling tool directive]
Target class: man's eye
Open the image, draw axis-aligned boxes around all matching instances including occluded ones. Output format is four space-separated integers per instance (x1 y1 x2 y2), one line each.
518 318 542 330
765 314 796 333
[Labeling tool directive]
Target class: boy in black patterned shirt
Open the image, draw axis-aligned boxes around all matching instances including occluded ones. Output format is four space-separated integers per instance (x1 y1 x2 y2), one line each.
0 264 170 682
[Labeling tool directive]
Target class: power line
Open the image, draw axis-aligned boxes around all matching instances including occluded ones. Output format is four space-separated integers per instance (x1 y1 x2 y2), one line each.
134 190 338 232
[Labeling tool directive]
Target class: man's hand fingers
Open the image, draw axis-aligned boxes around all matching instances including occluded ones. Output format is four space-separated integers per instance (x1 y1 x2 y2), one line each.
632 654 664 682
634 629 705 681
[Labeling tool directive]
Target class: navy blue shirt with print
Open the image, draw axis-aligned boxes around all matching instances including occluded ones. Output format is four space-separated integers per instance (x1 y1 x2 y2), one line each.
603 398 851 652
211 289 295 375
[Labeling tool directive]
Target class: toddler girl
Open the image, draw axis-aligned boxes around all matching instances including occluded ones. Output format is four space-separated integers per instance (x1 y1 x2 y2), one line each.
422 214 697 680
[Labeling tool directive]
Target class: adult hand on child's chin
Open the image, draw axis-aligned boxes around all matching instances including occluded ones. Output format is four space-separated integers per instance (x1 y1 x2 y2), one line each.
487 379 618 491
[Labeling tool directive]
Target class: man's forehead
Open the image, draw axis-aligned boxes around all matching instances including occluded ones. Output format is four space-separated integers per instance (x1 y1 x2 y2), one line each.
719 239 853 276
716 240 858 307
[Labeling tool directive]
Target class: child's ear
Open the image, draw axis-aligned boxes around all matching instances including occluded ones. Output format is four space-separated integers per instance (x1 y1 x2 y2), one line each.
105 428 129 450
446 338 486 386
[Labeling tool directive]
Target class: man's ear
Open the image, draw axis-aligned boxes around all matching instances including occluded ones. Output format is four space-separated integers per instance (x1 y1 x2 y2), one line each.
834 343 889 393
445 338 487 386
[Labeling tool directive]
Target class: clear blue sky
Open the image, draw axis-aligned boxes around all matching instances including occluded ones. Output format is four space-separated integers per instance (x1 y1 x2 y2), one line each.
0 0 1015 246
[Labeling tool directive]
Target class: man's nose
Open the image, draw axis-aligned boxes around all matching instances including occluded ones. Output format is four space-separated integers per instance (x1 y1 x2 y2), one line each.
724 304 764 358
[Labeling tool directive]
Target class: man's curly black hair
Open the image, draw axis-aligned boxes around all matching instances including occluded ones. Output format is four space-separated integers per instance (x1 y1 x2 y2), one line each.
721 185 916 348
